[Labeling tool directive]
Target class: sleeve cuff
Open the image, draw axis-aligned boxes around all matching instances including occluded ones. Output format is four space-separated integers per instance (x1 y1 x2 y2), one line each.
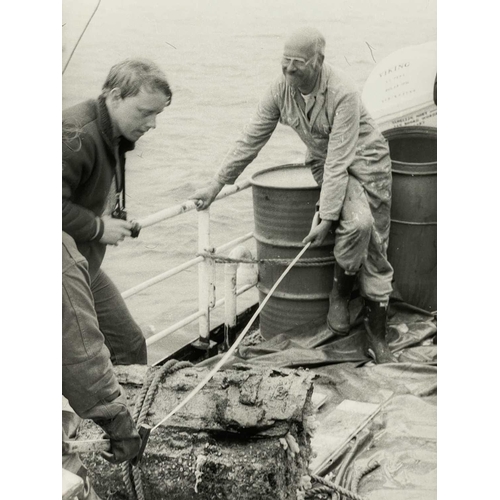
214 173 234 186
92 217 105 241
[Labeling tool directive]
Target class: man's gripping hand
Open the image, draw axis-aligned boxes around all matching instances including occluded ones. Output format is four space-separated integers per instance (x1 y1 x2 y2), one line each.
302 219 333 247
189 180 224 211
99 217 133 246
94 406 141 464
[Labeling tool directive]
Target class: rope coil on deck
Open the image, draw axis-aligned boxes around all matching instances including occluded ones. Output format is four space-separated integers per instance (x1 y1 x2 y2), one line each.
351 461 380 494
197 250 335 267
121 360 193 500
306 474 367 500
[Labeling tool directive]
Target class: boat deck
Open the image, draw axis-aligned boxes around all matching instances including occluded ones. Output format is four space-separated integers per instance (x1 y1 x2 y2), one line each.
194 299 437 499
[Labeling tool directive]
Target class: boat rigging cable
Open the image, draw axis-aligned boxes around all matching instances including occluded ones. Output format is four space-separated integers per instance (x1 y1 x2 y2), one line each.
62 0 102 75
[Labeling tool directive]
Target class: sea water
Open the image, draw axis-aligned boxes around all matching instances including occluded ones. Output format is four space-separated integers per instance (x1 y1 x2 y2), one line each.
62 0 436 362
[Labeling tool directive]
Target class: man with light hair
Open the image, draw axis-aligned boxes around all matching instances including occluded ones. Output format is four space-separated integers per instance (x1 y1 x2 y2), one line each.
63 58 172 366
191 27 396 363
62 58 172 498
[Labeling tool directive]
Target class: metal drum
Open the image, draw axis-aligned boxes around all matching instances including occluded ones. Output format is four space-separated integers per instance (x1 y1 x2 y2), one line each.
251 164 335 339
384 126 437 312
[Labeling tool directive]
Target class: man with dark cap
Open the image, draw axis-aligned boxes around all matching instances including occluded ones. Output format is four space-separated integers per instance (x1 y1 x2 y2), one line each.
62 58 172 366
191 27 396 363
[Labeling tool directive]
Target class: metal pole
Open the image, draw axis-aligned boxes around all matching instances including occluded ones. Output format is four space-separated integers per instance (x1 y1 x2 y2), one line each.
146 282 256 347
146 309 204 346
197 209 215 341
122 255 203 299
121 232 253 300
224 245 254 348
224 264 237 331
137 180 252 229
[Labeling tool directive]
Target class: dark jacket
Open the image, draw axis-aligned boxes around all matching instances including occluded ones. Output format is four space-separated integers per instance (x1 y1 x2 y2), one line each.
62 96 134 278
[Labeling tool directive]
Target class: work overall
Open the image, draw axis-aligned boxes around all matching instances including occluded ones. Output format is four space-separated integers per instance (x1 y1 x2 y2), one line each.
215 63 394 304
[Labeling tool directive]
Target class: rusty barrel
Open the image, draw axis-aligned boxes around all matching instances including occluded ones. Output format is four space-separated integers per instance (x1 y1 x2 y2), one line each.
384 126 437 312
251 164 335 339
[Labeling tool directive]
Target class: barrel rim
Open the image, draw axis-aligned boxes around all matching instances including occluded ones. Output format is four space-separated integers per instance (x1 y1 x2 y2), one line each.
391 218 437 226
383 125 437 141
251 163 319 190
392 160 437 168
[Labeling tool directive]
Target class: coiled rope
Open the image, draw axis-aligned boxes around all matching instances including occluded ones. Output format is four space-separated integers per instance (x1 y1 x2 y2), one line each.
197 250 335 267
305 474 366 500
351 461 380 494
121 359 193 500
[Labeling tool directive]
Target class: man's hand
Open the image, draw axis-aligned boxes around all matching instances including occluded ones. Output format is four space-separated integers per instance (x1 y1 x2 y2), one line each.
99 217 133 246
94 406 141 464
189 180 224 211
302 219 333 247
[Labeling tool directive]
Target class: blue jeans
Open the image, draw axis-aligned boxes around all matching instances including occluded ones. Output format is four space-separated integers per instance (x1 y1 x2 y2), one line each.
91 268 147 365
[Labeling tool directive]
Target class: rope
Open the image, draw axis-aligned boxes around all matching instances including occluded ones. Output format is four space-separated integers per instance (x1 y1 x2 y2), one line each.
120 360 193 500
62 0 102 75
122 242 316 497
306 475 367 500
352 461 380 494
151 242 313 433
305 485 339 498
197 251 335 267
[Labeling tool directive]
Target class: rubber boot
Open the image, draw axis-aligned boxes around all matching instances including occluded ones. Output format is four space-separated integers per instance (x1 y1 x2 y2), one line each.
327 264 356 335
363 299 397 364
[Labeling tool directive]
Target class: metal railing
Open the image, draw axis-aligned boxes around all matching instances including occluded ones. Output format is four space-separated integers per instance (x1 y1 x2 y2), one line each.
121 179 256 348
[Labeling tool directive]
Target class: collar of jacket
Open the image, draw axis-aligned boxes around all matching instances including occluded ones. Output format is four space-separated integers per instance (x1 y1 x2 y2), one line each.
289 65 328 128
96 95 135 154
289 64 327 99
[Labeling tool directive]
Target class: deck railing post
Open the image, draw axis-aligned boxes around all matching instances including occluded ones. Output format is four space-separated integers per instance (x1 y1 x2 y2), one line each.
120 182 255 354
224 262 238 350
223 245 253 349
197 209 216 345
